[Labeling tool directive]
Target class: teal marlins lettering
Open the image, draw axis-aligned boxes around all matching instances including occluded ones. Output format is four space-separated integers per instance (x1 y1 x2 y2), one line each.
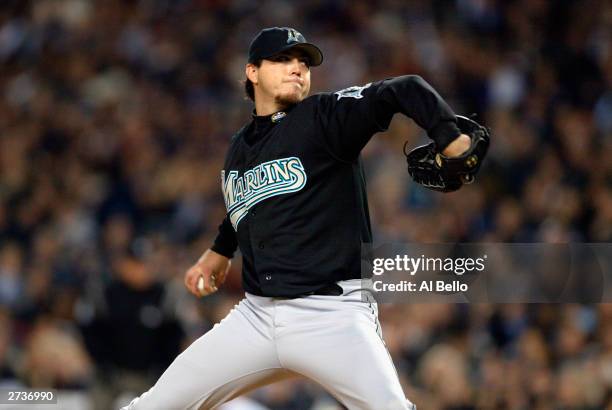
222 157 307 229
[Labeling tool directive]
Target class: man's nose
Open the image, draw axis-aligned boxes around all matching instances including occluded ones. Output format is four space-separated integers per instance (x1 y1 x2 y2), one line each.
289 58 302 75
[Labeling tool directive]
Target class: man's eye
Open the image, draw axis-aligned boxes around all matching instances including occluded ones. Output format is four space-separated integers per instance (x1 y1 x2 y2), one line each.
271 55 289 62
300 58 311 67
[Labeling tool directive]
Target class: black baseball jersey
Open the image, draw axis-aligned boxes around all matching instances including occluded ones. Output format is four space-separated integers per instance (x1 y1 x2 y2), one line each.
211 75 460 297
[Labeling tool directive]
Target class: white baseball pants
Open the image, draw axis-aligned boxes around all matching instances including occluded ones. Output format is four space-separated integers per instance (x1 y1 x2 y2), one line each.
122 280 415 410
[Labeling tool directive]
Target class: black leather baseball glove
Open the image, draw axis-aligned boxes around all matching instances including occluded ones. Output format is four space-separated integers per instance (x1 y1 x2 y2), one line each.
404 115 490 192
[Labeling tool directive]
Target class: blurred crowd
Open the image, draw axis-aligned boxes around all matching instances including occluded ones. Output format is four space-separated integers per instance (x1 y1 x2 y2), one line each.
0 0 611 409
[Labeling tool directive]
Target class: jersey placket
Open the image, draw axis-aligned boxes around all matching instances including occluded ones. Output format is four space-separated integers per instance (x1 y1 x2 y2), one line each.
242 123 278 294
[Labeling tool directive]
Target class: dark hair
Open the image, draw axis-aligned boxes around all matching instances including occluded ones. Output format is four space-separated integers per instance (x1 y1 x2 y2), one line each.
244 60 261 101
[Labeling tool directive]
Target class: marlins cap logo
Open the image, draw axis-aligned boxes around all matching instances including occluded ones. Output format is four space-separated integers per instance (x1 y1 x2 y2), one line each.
286 28 301 43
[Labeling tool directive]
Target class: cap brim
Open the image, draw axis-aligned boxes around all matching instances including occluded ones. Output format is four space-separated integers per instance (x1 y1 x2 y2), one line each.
289 43 323 66
268 43 324 66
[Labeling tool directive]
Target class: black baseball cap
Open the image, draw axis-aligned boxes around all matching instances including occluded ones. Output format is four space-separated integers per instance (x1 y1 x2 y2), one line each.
248 27 323 66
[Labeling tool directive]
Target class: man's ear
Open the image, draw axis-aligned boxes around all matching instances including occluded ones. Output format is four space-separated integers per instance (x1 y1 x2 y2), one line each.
245 64 258 85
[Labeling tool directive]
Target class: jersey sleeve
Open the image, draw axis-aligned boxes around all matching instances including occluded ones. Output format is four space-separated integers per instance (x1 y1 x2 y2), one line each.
210 216 238 258
316 75 461 161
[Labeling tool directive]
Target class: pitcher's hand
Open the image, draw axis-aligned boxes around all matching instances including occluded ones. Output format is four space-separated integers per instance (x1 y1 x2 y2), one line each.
184 249 231 297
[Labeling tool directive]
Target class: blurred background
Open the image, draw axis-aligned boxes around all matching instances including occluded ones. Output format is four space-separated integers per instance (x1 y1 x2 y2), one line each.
0 0 611 409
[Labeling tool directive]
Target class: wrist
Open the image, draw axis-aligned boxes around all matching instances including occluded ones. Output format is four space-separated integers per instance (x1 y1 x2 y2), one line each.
442 134 470 157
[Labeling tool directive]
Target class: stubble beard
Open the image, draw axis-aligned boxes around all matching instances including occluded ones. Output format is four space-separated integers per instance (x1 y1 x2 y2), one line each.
274 92 303 109
274 82 309 108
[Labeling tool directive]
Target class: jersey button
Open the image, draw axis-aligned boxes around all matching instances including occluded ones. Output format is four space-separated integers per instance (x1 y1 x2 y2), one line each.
258 241 265 249
264 274 272 281
251 210 257 216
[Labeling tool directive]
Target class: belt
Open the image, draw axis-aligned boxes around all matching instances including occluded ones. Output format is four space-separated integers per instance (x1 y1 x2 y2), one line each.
311 283 343 296
271 283 344 299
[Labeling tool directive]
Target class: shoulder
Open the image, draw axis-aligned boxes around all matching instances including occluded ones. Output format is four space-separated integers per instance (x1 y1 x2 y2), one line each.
299 80 389 110
294 92 334 111
283 93 335 122
301 84 373 104
223 123 251 164
295 92 338 117
230 123 251 143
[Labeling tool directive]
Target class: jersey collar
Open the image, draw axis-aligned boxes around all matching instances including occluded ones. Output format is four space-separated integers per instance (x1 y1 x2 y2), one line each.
251 104 296 124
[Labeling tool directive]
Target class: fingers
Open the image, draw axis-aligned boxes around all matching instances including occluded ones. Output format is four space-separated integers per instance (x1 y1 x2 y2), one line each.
184 266 218 298
184 256 232 298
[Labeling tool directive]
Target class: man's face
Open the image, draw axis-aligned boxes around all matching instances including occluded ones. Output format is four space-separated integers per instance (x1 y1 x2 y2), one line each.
248 48 311 106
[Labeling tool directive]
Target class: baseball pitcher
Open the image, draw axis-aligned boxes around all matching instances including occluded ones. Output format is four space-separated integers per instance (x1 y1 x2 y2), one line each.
123 27 488 410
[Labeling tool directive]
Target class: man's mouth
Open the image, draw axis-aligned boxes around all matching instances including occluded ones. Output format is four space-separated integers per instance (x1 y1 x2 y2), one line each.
286 78 303 86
